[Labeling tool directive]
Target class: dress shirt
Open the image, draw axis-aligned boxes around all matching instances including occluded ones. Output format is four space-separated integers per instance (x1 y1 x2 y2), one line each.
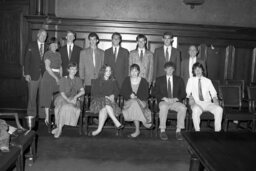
138 48 145 57
37 41 44 55
186 76 217 102
67 43 74 57
189 56 197 78
166 75 173 98
164 45 172 61
113 46 119 60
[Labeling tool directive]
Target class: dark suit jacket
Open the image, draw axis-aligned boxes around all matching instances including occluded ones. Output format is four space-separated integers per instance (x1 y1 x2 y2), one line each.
152 75 186 103
24 41 46 80
181 57 206 85
59 44 82 76
104 47 129 88
153 46 181 80
120 77 149 101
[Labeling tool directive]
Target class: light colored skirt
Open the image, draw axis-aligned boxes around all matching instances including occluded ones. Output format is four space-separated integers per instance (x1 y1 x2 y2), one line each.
0 119 9 150
54 95 80 126
122 99 151 123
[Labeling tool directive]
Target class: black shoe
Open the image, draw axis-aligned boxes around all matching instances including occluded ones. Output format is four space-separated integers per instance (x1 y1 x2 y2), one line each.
116 124 124 130
159 131 168 141
146 124 155 130
176 132 183 141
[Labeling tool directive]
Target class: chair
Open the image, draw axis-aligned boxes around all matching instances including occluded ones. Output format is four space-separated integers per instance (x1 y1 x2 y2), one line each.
83 80 122 136
0 146 22 171
153 98 190 137
219 85 256 132
247 86 256 112
48 92 84 135
225 79 245 99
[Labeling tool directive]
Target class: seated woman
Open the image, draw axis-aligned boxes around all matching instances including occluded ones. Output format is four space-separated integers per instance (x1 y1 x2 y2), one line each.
0 119 9 152
89 65 123 136
120 64 153 138
52 63 85 138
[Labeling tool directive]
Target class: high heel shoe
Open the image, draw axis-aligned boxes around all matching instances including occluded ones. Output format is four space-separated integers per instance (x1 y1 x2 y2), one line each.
116 124 124 130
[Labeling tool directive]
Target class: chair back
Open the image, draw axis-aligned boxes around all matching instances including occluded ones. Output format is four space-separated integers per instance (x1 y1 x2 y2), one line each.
224 79 245 98
219 85 242 109
247 86 256 112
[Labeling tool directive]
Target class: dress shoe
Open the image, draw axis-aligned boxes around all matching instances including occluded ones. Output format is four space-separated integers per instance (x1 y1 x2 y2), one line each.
159 131 168 141
176 132 183 141
116 124 124 130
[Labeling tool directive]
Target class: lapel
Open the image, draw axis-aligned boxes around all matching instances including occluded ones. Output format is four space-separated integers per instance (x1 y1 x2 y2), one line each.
95 48 101 69
34 41 42 60
115 47 122 63
162 76 168 93
172 75 177 94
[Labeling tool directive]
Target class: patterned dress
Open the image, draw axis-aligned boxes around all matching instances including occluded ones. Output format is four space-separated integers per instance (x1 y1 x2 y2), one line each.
54 76 83 126
90 78 121 116
39 51 62 108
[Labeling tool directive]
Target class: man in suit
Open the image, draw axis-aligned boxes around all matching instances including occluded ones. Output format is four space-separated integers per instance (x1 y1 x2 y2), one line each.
153 32 181 80
129 34 154 85
181 45 206 85
24 28 47 117
153 61 187 141
59 30 82 76
104 32 129 88
79 32 104 94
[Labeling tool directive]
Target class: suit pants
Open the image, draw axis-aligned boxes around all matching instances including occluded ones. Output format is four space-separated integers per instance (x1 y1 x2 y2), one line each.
191 101 223 132
159 101 187 131
27 77 41 116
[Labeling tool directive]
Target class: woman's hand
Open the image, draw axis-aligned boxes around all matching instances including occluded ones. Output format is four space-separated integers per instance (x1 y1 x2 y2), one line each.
106 95 115 102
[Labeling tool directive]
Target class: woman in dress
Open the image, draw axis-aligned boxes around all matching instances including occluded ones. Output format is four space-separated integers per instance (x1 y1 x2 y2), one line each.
89 65 123 136
121 64 153 138
39 37 62 126
52 63 85 138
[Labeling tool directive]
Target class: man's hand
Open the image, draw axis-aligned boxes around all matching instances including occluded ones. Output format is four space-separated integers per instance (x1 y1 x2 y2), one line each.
213 97 219 105
189 95 196 106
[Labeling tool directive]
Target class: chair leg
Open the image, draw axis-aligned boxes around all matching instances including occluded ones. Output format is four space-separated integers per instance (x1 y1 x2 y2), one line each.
155 116 159 137
79 112 83 136
224 119 228 132
84 115 88 135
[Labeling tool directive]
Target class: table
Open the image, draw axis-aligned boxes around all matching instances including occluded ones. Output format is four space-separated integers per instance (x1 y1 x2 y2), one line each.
182 131 256 171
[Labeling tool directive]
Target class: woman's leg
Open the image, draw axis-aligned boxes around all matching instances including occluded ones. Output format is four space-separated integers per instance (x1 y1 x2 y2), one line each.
142 121 152 129
130 121 140 137
105 105 121 127
45 107 49 124
54 123 63 138
92 108 108 136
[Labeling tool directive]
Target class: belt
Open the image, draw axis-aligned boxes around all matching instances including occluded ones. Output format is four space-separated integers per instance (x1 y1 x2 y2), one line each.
52 68 60 72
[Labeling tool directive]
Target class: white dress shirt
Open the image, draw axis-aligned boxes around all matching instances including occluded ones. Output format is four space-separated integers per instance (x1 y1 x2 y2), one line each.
164 45 172 61
138 48 145 56
166 75 173 97
67 43 74 57
113 46 120 60
186 76 217 102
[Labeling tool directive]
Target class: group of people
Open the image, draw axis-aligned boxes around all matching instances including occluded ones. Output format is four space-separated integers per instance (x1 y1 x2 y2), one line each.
23 29 223 140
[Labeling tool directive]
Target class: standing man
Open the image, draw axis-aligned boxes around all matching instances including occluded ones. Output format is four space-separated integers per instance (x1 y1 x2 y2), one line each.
104 32 129 88
181 45 206 85
153 32 181 80
152 62 187 141
129 34 154 85
79 32 104 94
59 30 82 76
24 28 47 117
186 62 223 132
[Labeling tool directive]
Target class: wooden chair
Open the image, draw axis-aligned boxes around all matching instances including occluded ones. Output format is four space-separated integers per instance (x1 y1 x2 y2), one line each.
48 92 84 135
224 79 245 99
247 86 256 112
153 98 190 137
219 85 256 132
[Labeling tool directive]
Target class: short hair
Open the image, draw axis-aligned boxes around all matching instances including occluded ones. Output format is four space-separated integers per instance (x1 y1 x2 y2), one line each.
164 61 176 70
136 34 147 42
192 62 205 76
130 63 140 72
111 32 122 41
66 30 76 38
67 62 78 69
88 32 99 41
47 37 58 45
163 32 173 38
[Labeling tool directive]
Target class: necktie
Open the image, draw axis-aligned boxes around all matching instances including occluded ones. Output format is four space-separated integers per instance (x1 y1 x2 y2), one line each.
39 44 43 59
114 47 117 61
165 47 169 62
198 78 204 101
140 50 143 62
167 77 173 98
68 45 72 60
93 49 96 67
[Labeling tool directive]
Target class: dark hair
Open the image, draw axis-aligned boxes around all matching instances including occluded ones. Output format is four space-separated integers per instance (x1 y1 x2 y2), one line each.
66 30 76 38
47 37 58 45
88 32 99 41
136 34 147 49
163 32 173 38
111 32 122 42
130 63 140 73
67 62 78 69
97 64 114 81
192 62 205 76
164 61 176 70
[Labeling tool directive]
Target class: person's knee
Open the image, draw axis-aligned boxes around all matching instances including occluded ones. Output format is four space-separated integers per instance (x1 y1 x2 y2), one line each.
192 106 202 119
159 102 168 111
